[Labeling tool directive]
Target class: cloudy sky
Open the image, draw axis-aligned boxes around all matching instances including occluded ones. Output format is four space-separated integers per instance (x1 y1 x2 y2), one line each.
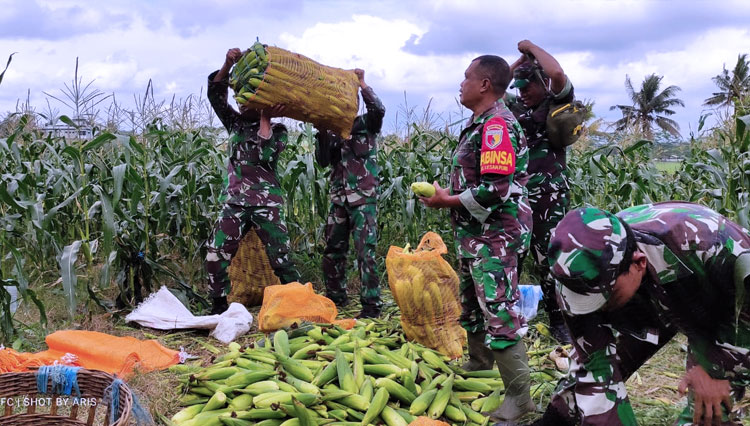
1 0 749 137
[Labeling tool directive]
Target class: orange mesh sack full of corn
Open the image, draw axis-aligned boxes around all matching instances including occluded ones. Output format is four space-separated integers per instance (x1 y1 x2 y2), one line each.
230 40 360 139
386 232 466 359
257 282 356 332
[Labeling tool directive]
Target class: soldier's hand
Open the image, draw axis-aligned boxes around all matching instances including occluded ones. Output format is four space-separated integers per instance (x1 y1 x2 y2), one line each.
354 68 368 89
678 365 732 426
517 40 537 55
225 48 242 67
418 182 448 208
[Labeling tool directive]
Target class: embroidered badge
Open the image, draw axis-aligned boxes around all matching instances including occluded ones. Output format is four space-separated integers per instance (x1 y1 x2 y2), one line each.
480 117 515 175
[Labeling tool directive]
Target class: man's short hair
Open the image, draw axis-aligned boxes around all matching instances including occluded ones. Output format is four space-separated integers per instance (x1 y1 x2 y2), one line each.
473 55 511 95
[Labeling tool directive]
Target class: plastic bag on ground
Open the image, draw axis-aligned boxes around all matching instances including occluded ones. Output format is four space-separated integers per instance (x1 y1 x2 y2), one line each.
257 282 355 332
386 232 466 359
125 286 253 344
518 284 543 321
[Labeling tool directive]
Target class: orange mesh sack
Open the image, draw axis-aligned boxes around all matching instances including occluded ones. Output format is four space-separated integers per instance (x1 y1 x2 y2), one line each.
233 43 360 139
409 417 451 426
228 228 282 306
387 232 466 359
258 282 354 331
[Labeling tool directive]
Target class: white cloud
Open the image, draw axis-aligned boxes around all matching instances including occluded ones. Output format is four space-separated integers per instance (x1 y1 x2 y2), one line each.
1 0 749 137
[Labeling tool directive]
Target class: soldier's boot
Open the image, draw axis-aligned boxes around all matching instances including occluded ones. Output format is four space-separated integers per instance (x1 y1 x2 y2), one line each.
487 342 536 421
518 406 574 426
210 296 228 315
548 310 573 345
461 331 495 371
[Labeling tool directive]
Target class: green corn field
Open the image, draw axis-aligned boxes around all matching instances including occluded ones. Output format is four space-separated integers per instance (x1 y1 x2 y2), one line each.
1 52 750 424
1 104 748 342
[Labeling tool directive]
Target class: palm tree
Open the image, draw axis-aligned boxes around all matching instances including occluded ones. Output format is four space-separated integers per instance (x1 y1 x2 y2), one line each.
704 53 750 109
610 74 685 139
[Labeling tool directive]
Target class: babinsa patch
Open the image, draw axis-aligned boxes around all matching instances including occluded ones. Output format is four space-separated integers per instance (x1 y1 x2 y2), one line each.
480 117 515 175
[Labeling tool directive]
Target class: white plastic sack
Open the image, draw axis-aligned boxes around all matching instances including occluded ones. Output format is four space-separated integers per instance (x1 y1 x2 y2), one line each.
518 284 543 321
5 286 20 314
125 286 253 344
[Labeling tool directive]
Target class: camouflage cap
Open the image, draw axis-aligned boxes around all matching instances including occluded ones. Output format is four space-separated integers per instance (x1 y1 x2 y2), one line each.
547 207 631 315
510 62 545 89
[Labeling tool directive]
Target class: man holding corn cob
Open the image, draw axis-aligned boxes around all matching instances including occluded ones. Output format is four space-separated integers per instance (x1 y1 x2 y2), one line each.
205 47 300 314
507 40 576 344
314 68 385 319
420 55 534 422
528 202 750 426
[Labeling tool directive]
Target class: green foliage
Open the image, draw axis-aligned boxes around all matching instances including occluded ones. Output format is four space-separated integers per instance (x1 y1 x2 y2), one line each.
610 74 685 139
704 53 750 109
0 118 224 342
1 85 748 348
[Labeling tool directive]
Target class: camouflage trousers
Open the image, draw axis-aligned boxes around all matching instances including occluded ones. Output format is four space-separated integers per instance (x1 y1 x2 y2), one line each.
206 204 299 298
458 255 527 350
523 189 569 316
322 202 381 311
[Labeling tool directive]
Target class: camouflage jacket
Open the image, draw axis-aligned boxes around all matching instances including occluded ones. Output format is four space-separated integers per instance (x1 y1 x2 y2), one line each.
561 202 750 424
449 99 530 260
508 78 574 197
208 71 287 207
315 86 385 206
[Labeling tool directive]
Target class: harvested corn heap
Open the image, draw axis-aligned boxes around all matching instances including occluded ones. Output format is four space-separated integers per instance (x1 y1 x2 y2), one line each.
230 40 360 139
170 323 567 425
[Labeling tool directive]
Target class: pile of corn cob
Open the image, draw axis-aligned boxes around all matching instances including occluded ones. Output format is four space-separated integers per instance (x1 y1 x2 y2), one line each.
169 320 566 426
224 39 360 139
230 41 268 105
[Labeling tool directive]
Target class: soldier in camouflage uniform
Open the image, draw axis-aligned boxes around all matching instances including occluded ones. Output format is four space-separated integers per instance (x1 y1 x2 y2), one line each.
526 202 750 426
315 69 384 318
205 47 300 314
420 55 534 422
507 40 576 344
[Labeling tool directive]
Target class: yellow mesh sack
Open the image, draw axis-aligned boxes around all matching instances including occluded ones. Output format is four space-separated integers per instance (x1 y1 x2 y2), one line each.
240 46 360 139
228 228 281 306
257 282 355 332
409 417 451 426
386 232 467 359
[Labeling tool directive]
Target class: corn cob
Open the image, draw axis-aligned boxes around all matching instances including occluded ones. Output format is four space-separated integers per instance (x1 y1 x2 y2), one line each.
444 404 467 422
336 348 358 394
380 405 409 426
361 387 389 425
427 373 454 418
171 404 205 423
373 378 416 404
409 388 437 416
202 390 227 412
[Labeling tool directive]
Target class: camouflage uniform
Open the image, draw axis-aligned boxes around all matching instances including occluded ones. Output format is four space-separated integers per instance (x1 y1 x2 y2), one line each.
450 99 532 349
315 86 385 313
541 202 750 426
508 77 574 322
205 70 299 298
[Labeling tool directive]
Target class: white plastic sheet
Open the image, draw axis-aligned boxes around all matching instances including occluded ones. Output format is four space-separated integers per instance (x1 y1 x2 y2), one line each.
125 286 253 344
